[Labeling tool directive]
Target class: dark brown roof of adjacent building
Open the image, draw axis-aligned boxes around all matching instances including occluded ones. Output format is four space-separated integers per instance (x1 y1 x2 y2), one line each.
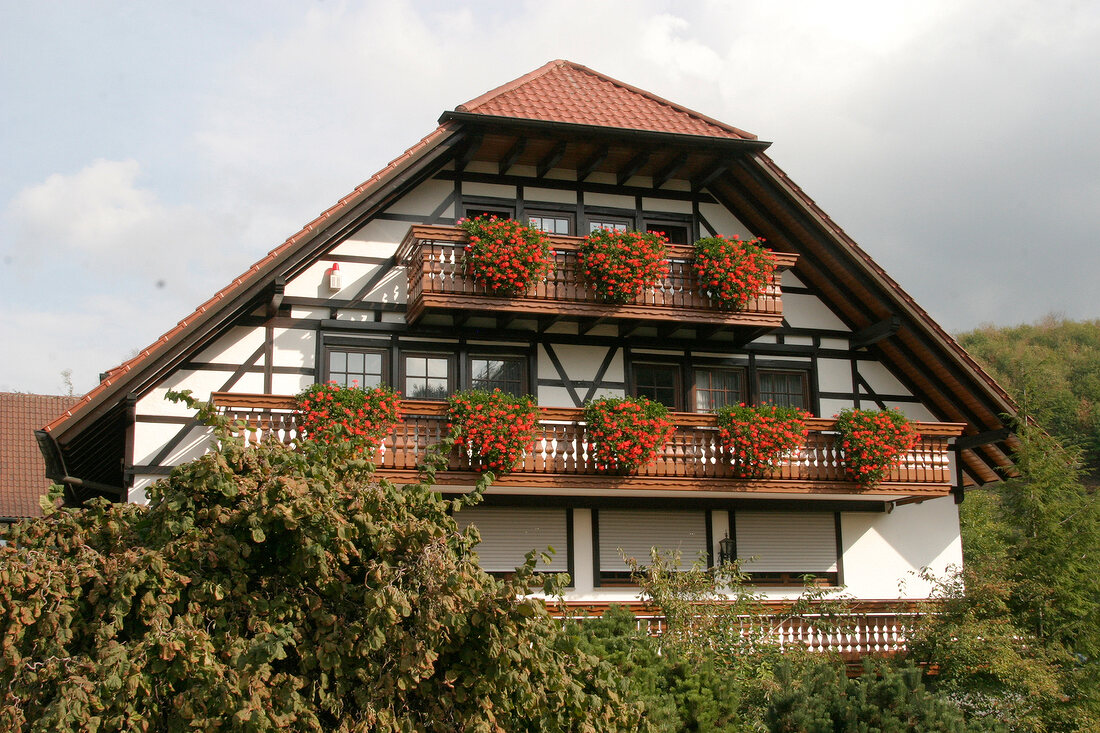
457 59 756 140
2 392 80 519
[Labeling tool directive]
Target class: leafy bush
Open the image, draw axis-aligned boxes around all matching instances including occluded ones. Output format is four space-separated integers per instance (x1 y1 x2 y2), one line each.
0 393 642 731
765 660 1001 732
561 606 744 732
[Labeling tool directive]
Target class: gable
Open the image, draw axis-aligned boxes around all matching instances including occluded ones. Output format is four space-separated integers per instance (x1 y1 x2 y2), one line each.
40 61 1017 496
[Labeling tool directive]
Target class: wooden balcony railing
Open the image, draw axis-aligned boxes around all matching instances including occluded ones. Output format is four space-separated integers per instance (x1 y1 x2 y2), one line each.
553 600 927 662
211 393 964 496
395 225 799 328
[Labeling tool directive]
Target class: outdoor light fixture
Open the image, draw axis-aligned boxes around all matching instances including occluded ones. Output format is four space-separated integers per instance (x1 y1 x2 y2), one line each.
328 263 342 291
718 534 735 565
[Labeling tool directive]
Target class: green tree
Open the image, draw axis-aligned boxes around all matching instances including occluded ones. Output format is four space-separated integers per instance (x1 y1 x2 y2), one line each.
0 396 641 731
958 316 1100 481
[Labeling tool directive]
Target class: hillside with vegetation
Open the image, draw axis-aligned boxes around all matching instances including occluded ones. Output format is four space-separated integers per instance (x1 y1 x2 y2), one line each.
958 316 1100 482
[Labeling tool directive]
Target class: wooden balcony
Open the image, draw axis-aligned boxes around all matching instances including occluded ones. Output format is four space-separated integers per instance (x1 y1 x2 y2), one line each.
552 600 928 665
211 393 964 498
395 225 799 333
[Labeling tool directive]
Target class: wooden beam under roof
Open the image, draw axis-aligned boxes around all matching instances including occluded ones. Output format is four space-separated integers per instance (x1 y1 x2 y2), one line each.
536 140 567 178
577 144 610 182
454 133 484 173
616 150 651 186
691 160 730 192
851 316 902 349
498 137 527 175
653 153 688 189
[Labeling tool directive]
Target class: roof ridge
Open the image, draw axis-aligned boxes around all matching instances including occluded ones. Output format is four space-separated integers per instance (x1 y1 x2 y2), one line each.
457 59 756 141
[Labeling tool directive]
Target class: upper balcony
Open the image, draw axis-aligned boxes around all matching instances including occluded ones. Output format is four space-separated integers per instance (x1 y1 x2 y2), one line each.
211 393 964 501
395 225 799 336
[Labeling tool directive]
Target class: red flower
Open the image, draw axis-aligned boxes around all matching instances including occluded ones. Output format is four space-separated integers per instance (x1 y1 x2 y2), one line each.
578 228 669 303
834 408 918 487
295 383 402 453
583 396 674 473
458 216 553 297
692 234 775 311
448 389 539 473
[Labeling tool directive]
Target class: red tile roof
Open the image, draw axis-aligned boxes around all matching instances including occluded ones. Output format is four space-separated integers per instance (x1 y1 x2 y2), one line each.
458 60 756 140
2 393 80 519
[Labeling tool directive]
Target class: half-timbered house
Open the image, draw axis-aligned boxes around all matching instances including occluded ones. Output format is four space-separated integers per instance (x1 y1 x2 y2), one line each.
37 61 1018 637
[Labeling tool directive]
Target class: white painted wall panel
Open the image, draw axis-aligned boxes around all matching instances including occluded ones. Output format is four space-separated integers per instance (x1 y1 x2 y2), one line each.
642 197 691 214
536 386 576 407
584 192 633 209
272 328 315 369
840 497 962 599
137 369 241 417
783 293 849 330
272 373 312 396
819 398 855 419
697 201 752 238
538 344 613 382
194 327 266 364
455 507 569 572
382 179 452 216
857 361 914 396
736 512 837 573
336 219 412 257
781 270 807 288
817 358 853 394
525 187 577 205
598 510 708 571
571 508 594 591
884 401 938 422
463 182 516 200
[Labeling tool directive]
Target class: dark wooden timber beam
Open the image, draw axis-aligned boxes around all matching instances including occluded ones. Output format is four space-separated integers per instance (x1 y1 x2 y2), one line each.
454 133 484 173
653 153 688 189
696 324 726 340
577 144 610 182
616 151 651 186
954 427 1012 452
536 141 567 178
657 323 684 339
618 321 644 338
578 317 607 335
691 160 730 193
538 314 563 333
498 137 527 176
266 276 286 317
453 312 471 329
496 313 520 331
850 315 902 349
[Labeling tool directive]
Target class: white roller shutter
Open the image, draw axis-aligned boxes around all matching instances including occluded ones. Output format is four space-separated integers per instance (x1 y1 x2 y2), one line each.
455 507 569 572
598 510 709 572
735 512 837 573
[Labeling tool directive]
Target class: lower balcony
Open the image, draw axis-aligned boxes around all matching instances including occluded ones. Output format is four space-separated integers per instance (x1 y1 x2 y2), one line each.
211 393 964 499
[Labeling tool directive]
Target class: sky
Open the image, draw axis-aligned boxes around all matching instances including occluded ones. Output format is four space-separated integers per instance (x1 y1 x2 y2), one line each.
2 0 1098 395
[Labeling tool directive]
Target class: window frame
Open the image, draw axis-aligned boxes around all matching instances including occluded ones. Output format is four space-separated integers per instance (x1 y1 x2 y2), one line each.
467 353 530 396
643 218 693 245
690 365 747 413
400 351 456 401
630 361 683 411
586 215 633 233
526 209 574 235
321 345 390 388
755 368 812 410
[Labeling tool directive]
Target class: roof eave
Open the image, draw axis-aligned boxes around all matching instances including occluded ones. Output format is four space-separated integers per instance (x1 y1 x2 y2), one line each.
438 110 772 154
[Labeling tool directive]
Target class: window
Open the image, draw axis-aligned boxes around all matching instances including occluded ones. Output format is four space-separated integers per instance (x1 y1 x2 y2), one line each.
693 367 744 412
597 509 709 586
326 348 386 388
632 363 680 409
588 217 630 233
528 212 572 235
469 356 527 395
645 221 690 245
734 511 839 586
464 207 512 221
758 370 810 409
403 353 453 400
454 507 569 575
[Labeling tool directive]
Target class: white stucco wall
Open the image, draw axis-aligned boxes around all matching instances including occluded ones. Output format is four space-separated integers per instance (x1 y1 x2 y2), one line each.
840 497 962 599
